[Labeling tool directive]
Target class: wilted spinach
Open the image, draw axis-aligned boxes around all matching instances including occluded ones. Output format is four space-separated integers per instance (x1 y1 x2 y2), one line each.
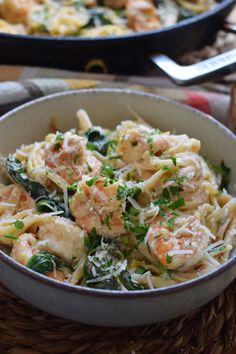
26 251 70 274
6 156 73 219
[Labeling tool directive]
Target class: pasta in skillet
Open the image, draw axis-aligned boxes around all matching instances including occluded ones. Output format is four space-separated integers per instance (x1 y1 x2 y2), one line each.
0 109 235 290
0 0 215 37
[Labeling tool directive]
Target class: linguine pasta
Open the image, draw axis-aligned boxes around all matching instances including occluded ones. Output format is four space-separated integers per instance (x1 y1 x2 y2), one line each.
0 109 235 291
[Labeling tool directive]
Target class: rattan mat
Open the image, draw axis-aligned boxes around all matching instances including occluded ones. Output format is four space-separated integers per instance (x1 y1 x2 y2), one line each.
0 280 235 354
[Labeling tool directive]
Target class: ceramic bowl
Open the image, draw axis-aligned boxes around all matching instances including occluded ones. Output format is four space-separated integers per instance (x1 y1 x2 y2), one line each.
0 89 235 327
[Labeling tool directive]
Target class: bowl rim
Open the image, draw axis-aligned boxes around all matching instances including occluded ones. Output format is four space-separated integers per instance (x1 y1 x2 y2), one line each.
0 88 235 299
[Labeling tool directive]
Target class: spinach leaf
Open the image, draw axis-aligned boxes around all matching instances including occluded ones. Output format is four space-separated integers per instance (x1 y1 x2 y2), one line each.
6 156 73 219
82 258 121 290
85 128 109 156
26 251 70 274
84 128 117 156
86 8 113 28
213 160 231 191
119 270 144 290
84 228 101 255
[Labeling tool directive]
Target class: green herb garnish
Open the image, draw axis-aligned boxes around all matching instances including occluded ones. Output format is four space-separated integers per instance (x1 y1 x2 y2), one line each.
14 219 24 230
3 234 18 240
86 176 98 187
84 228 101 255
213 160 231 191
168 197 185 210
101 163 115 179
26 251 70 274
117 185 141 201
136 266 146 274
170 156 177 166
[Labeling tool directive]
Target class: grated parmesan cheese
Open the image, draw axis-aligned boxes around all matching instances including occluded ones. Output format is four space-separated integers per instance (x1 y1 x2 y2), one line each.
206 240 225 252
168 249 193 256
63 188 70 217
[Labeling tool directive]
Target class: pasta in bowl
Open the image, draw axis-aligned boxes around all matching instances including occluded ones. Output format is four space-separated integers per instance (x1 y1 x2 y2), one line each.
0 89 235 326
0 110 234 290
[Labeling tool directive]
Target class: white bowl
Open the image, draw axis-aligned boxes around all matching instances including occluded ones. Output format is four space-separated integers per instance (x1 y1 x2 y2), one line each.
0 89 235 327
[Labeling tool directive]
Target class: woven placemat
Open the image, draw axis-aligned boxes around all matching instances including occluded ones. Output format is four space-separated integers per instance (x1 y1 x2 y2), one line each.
0 280 235 354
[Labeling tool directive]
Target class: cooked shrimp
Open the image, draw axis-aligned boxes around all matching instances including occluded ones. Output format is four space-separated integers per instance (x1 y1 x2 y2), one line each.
46 270 66 281
11 233 37 266
0 0 34 24
126 0 160 31
147 217 210 271
0 184 35 219
71 177 126 237
37 216 86 263
44 132 102 185
116 122 170 163
104 0 127 8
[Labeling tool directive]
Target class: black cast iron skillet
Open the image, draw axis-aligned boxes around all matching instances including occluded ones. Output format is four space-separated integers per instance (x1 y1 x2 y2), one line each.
0 0 235 85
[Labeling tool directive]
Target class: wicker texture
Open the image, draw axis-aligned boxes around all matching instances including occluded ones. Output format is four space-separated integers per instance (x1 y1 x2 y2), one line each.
0 281 235 354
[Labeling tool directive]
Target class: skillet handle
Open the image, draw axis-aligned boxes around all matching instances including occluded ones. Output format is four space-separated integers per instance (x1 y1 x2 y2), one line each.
150 48 236 86
150 22 236 86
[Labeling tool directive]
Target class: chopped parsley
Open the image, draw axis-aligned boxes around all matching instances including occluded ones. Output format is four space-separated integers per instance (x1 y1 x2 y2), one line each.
169 186 181 196
129 207 140 216
122 212 149 244
136 266 146 274
166 254 172 264
102 214 112 229
86 142 97 151
55 132 64 141
159 263 171 278
121 235 129 245
151 128 161 135
14 219 24 230
101 163 115 179
154 188 170 206
117 185 141 201
168 197 185 210
147 137 153 144
53 142 61 151
3 234 18 240
213 160 231 191
208 244 227 254
170 156 177 166
85 176 98 187
164 174 189 185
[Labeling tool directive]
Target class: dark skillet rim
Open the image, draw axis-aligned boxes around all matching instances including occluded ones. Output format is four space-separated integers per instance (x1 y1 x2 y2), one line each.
0 88 235 299
0 0 234 43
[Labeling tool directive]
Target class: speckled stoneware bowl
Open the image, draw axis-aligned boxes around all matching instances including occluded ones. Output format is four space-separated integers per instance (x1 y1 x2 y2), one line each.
0 89 235 327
